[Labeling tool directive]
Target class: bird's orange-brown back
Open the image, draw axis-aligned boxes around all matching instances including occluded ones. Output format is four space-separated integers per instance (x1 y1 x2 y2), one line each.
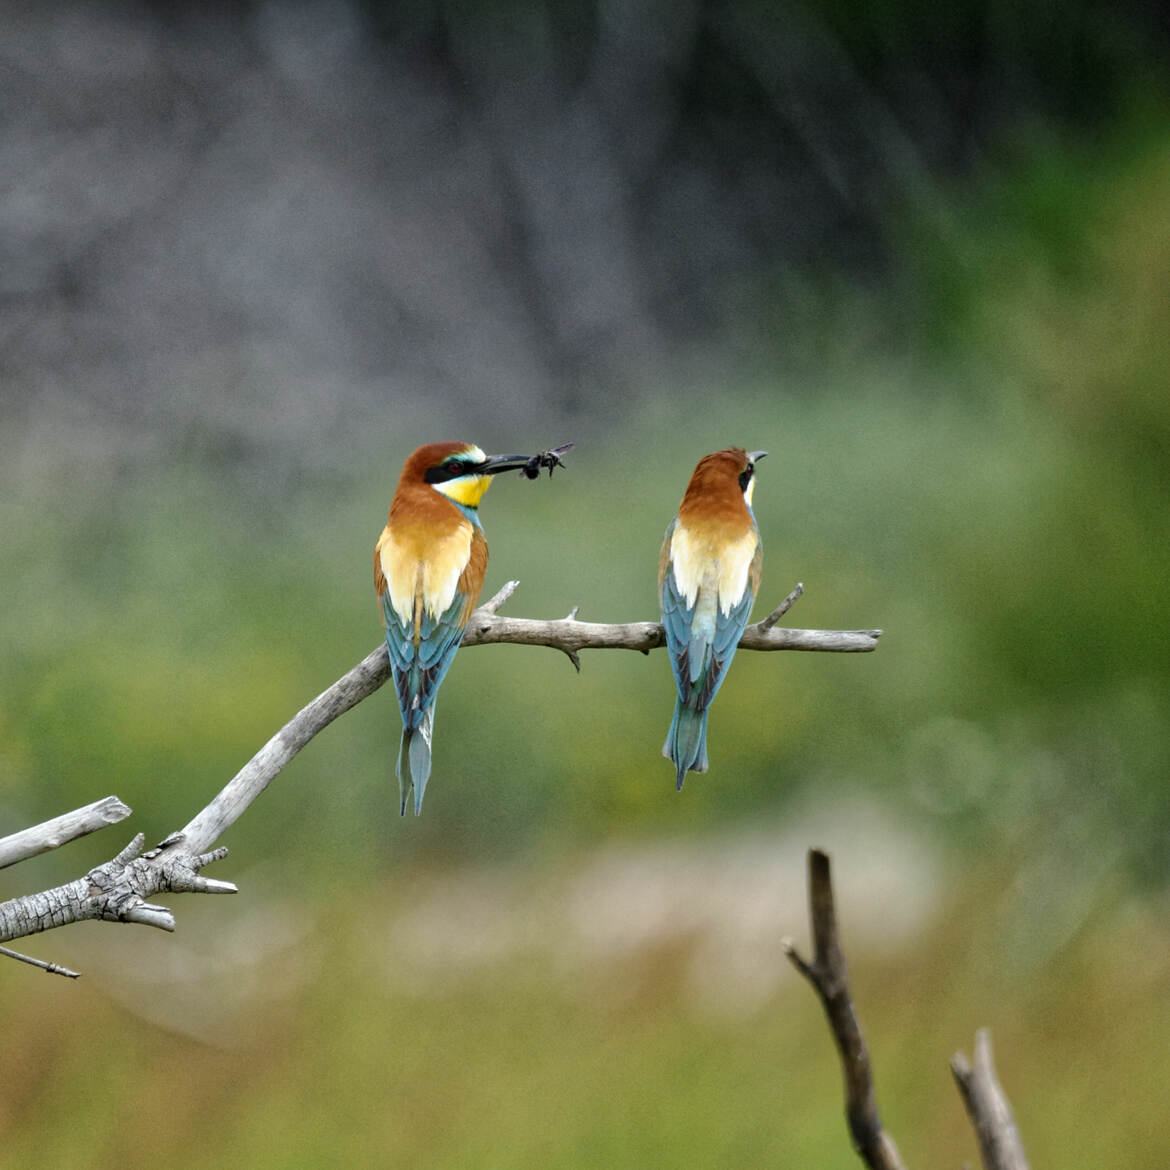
677 447 754 536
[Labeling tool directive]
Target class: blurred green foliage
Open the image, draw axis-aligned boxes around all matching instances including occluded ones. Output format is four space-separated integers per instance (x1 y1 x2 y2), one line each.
4 93 1170 1170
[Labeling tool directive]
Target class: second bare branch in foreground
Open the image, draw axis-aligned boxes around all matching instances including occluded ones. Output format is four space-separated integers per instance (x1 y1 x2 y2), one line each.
785 849 1031 1170
952 1031 1030 1170
784 849 908 1170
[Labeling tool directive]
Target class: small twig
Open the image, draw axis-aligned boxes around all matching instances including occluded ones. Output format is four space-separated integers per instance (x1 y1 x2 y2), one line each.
783 849 908 1170
759 581 804 630
0 944 81 978
951 1030 1029 1170
477 579 520 615
0 795 132 870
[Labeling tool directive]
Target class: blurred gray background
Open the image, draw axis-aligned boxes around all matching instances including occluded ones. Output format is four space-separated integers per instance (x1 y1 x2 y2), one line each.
7 0 1161 466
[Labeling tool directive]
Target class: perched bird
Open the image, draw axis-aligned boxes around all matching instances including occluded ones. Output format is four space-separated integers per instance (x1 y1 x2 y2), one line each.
375 441 561 815
659 447 767 789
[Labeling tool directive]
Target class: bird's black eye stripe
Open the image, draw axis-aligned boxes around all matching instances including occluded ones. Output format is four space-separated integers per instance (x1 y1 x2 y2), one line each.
738 466 753 492
424 458 471 484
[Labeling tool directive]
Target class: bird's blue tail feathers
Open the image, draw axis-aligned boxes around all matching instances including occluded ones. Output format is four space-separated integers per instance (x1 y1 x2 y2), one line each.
396 705 435 815
664 699 709 790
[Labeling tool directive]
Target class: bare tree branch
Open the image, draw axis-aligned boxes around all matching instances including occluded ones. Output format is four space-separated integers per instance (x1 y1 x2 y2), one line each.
1 582 880 966
177 580 879 856
0 795 132 870
0 834 235 950
174 642 390 856
463 580 881 656
0 944 81 979
951 1030 1030 1170
787 851 1033 1169
783 848 909 1170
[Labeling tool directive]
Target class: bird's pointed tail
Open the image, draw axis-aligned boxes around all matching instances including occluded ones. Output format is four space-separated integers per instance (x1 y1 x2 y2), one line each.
396 705 435 815
663 699 709 790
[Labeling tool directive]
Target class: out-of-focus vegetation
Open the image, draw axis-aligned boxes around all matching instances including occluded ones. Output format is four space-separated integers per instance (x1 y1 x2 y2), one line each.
8 117 1169 875
3 1 1170 1166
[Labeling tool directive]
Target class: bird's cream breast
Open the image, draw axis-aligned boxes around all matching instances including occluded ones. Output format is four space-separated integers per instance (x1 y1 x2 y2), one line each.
380 521 473 624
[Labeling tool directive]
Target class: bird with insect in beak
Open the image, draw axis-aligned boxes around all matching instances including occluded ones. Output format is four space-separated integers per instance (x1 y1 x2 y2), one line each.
659 447 767 789
375 441 571 814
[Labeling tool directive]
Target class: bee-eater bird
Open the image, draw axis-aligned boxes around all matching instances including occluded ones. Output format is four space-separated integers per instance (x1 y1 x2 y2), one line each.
659 447 767 790
375 441 559 815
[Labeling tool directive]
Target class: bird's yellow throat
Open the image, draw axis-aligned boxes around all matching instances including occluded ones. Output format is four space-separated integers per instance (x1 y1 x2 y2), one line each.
434 474 492 509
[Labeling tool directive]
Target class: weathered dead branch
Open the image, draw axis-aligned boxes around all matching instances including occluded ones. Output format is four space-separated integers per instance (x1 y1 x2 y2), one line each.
952 1030 1030 1170
786 848 1031 1170
0 796 132 870
1 582 878 973
784 848 909 1170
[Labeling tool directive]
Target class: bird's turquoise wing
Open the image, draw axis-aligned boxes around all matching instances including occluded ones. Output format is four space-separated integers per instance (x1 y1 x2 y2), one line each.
660 524 760 712
699 529 760 707
696 582 754 708
382 589 471 733
658 519 697 694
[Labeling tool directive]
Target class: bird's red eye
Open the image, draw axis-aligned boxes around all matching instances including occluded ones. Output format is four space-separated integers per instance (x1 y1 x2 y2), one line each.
445 459 462 473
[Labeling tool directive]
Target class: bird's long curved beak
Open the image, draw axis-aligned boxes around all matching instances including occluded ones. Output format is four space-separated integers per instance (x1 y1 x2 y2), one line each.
748 450 769 464
478 453 537 475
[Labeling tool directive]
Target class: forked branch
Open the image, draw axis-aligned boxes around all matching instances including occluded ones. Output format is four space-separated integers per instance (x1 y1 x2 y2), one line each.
0 833 234 971
786 849 1031 1170
952 1030 1030 1170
